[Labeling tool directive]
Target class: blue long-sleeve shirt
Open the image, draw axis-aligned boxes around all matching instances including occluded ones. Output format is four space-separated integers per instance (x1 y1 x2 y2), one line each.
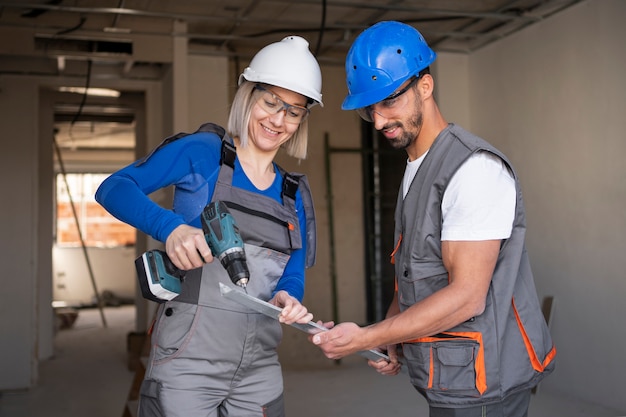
95 130 307 301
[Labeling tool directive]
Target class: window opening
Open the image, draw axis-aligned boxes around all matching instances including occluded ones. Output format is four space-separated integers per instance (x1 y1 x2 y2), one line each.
56 173 135 247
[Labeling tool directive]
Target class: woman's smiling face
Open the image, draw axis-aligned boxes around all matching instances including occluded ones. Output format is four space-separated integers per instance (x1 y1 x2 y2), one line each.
247 86 307 154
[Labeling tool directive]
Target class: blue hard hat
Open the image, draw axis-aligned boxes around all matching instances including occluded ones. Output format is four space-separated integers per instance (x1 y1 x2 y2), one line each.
342 21 437 110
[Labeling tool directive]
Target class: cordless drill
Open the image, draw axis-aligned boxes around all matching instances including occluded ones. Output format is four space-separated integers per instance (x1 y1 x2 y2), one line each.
200 200 249 289
135 200 249 302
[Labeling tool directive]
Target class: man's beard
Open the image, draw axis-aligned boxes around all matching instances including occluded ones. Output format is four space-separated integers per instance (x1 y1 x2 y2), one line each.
385 110 423 150
383 95 423 150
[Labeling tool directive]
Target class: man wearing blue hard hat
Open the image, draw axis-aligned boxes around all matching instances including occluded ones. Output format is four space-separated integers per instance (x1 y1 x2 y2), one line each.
312 21 556 416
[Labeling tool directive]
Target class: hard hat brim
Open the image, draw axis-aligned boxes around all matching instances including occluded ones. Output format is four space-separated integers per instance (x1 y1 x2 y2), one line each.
341 77 407 111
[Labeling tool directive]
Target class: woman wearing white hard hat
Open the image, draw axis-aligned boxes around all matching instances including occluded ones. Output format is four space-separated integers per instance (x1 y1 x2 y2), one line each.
96 36 323 417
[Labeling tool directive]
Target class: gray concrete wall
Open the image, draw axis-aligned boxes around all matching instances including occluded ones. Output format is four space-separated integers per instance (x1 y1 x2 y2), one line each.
468 0 626 410
52 247 136 305
0 77 40 389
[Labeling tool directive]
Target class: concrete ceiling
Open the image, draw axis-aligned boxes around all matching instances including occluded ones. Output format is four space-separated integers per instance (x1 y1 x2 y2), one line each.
1 0 584 70
0 0 583 153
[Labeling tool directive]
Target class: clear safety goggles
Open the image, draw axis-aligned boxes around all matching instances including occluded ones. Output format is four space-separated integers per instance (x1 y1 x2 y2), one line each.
254 85 310 124
356 76 420 123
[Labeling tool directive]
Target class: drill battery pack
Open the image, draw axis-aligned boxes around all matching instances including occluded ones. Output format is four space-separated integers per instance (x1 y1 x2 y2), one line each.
135 250 184 303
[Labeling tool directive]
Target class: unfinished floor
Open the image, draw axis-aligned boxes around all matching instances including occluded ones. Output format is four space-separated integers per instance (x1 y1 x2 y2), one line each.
0 306 621 417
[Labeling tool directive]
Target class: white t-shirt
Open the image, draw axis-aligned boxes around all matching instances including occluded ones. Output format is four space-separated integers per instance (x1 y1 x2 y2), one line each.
402 150 516 241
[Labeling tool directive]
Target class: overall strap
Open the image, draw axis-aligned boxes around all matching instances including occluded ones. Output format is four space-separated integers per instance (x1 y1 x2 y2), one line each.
215 137 237 186
280 170 300 212
276 166 317 268
221 140 237 169
136 122 228 166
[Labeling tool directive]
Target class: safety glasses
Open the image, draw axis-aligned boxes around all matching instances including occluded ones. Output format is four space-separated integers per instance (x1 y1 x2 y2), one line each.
356 76 420 122
254 85 310 124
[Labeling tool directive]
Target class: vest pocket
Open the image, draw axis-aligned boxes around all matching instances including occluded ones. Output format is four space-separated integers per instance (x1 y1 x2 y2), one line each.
438 344 476 390
403 332 486 395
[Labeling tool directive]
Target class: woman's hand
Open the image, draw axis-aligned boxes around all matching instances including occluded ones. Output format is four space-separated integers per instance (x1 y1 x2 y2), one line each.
269 291 313 324
165 224 214 270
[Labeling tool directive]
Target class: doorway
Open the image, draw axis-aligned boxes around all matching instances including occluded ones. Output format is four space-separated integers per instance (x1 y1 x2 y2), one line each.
51 90 143 310
361 122 406 323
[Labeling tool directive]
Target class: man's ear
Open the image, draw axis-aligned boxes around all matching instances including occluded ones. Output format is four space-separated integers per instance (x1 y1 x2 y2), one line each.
418 73 434 99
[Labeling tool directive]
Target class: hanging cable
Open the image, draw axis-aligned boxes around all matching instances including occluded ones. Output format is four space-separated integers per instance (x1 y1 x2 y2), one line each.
70 59 92 127
55 16 86 36
66 59 92 146
314 0 327 57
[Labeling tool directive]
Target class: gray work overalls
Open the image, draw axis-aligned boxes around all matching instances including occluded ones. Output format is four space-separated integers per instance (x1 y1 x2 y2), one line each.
394 124 556 409
138 124 316 417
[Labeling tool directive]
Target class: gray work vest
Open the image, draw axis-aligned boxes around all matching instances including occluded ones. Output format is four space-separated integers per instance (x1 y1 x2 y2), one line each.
394 124 555 407
171 123 316 311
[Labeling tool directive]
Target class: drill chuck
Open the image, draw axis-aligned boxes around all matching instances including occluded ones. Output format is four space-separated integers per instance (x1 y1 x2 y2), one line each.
219 250 249 288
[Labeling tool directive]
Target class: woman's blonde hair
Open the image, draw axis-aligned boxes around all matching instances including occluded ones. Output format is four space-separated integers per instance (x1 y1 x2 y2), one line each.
227 81 310 160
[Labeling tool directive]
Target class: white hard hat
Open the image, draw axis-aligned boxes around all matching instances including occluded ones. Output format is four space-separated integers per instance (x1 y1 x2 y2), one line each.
239 36 323 107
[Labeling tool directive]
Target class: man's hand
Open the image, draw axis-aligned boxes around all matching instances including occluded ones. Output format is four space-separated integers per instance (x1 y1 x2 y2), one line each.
269 291 313 325
165 224 214 270
368 344 402 376
310 322 364 360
